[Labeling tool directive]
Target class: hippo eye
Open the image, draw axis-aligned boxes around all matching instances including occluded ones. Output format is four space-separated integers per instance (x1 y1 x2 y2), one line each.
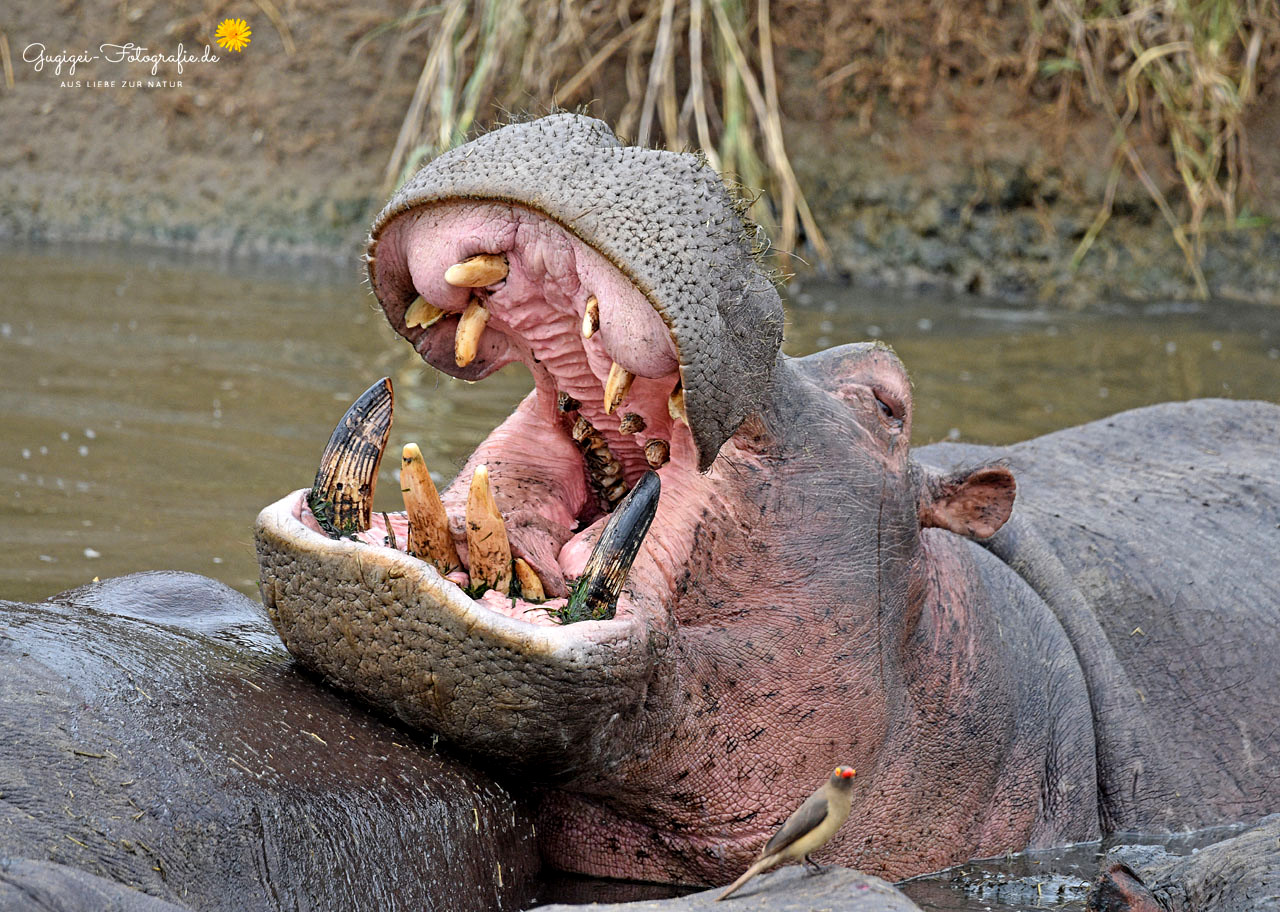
872 387 904 430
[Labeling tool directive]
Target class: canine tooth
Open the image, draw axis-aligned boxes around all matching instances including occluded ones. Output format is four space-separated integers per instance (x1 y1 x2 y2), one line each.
465 464 512 595
400 443 461 574
603 362 634 415
454 301 490 367
405 297 444 329
668 382 687 425
562 471 661 623
309 378 394 538
445 254 508 287
645 439 670 469
618 412 646 435
513 558 545 601
581 295 600 339
557 392 581 413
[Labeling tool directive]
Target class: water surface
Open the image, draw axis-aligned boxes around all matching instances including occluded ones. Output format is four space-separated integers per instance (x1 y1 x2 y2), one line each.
2 245 1277 606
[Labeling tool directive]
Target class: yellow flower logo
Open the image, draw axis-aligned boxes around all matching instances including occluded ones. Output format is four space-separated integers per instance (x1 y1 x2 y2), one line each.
215 18 252 53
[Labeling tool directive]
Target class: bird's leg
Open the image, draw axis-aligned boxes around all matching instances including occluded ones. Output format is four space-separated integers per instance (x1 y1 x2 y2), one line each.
802 854 826 874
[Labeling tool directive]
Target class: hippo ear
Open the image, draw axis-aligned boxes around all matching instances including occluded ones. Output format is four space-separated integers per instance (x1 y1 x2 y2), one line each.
920 465 1016 540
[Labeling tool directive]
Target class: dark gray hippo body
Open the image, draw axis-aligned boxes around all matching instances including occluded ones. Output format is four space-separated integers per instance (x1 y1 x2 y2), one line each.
253 114 1280 889
920 397 1280 836
0 572 538 911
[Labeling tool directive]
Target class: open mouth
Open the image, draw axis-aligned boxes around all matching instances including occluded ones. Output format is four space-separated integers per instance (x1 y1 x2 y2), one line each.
264 200 706 636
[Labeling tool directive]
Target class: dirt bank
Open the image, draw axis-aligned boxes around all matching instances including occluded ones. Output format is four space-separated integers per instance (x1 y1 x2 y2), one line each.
2 1 1277 304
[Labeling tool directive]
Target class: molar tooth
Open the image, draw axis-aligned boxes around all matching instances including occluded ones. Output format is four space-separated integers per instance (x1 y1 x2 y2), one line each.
667 382 687 425
309 378 394 538
581 295 600 339
465 464 512 595
400 443 461 574
603 362 635 415
618 412 646 435
571 416 594 443
454 300 490 367
513 558 545 602
405 296 444 329
557 392 581 413
562 471 661 623
644 439 670 469
445 254 508 287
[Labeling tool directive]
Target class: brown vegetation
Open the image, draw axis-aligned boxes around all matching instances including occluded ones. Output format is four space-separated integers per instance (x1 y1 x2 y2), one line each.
380 0 1280 292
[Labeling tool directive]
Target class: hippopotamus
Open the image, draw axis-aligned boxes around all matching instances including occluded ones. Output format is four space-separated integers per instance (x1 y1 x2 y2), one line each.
0 572 539 911
253 114 1280 888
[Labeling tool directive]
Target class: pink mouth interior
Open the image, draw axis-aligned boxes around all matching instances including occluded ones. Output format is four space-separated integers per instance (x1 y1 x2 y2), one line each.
298 201 706 627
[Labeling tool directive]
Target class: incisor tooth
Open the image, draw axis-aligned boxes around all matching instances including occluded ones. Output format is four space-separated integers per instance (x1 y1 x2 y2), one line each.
445 254 508 288
668 383 687 425
603 362 635 415
465 464 512 595
582 295 600 339
401 443 461 574
513 558 545 601
454 301 490 367
405 297 444 329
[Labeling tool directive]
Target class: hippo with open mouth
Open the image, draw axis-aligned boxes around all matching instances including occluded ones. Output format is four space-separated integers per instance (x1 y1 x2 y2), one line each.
255 114 1280 886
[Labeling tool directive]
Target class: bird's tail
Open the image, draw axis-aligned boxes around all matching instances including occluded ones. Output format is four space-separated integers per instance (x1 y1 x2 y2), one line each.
716 855 777 902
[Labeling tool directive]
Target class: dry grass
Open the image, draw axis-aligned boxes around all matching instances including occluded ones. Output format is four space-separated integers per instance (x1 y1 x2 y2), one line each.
1048 0 1280 295
372 0 1280 286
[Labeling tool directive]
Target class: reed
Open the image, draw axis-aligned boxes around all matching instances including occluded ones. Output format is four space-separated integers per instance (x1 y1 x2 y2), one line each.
372 0 1279 284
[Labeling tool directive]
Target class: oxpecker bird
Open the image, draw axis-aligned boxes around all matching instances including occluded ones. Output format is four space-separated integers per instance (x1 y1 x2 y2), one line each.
717 766 857 901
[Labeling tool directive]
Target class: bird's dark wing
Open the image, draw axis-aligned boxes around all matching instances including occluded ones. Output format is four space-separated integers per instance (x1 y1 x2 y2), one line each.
761 791 829 857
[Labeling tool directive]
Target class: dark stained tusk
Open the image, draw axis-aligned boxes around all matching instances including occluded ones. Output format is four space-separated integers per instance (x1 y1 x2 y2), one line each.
562 471 660 623
309 378 393 538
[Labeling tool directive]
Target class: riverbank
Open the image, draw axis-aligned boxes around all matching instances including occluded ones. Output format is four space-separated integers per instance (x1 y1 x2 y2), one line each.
2 0 1277 305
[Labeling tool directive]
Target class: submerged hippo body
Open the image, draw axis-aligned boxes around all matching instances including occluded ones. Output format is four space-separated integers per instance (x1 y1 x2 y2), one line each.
254 115 1280 885
0 572 538 911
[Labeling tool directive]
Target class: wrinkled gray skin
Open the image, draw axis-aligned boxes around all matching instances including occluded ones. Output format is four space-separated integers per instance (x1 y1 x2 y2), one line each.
257 116 1279 887
1087 815 1280 911
0 572 538 912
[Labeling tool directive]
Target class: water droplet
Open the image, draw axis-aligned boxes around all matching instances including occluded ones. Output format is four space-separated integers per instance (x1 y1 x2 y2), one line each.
947 428 961 440
1165 341 1177 355
84 428 96 439
83 548 101 559
78 445 89 457
916 318 933 331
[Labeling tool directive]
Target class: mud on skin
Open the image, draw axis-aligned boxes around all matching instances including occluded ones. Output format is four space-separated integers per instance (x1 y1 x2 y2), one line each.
254 115 1280 887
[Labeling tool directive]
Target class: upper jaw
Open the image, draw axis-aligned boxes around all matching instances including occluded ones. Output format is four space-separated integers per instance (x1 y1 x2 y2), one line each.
367 113 787 472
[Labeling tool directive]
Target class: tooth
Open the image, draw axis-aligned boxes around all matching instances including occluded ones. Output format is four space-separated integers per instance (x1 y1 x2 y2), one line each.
668 382 687 425
513 558 545 601
557 391 581 414
309 378 393 538
618 412 646 435
454 300 490 367
645 439 670 469
603 362 634 415
400 443 461 574
581 295 600 339
445 254 508 287
571 416 594 443
562 471 661 623
465 464 512 595
405 296 444 329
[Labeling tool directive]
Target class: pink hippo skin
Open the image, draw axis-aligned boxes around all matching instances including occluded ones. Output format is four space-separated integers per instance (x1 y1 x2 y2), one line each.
254 116 1280 885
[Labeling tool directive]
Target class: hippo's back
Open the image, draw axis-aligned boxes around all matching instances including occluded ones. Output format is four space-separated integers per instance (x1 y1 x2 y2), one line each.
920 399 1280 833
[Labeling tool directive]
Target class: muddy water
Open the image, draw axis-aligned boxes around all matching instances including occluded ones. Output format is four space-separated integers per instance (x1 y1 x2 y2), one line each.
3 244 1277 604
1 245 1278 909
